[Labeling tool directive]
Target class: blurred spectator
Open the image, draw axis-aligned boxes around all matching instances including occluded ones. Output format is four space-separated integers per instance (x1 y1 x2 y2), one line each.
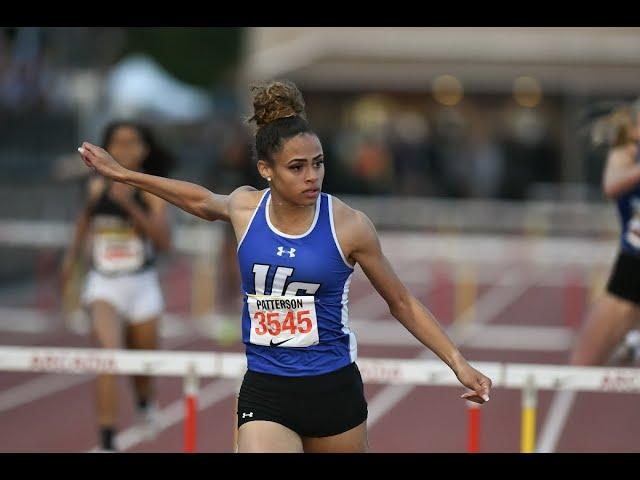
353 134 395 194
468 122 505 198
498 107 559 200
388 111 434 196
431 107 472 197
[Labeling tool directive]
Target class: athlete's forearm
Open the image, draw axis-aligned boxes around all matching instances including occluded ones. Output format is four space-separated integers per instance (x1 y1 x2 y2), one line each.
390 295 466 373
119 169 221 221
118 200 171 251
64 208 91 262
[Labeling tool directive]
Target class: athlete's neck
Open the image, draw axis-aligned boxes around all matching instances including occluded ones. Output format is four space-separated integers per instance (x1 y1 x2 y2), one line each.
268 190 317 235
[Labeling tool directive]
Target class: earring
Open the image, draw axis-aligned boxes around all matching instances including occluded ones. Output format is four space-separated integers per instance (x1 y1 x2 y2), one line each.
267 177 271 182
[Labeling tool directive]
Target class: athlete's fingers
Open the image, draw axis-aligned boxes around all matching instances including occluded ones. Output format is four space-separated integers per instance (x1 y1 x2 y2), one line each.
78 148 95 171
82 141 99 153
460 375 490 403
81 143 103 163
478 376 492 396
78 147 90 161
82 143 102 158
78 146 93 159
465 387 489 402
460 391 488 404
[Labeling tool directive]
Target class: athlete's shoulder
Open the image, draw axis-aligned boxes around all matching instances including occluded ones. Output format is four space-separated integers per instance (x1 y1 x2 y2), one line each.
228 186 268 222
329 194 378 247
330 194 372 228
229 186 263 208
86 175 105 204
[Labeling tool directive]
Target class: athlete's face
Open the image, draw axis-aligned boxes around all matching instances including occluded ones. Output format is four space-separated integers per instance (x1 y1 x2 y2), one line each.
261 133 324 206
107 126 148 171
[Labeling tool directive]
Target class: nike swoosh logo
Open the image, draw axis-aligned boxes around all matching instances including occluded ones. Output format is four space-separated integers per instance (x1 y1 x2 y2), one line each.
270 337 294 347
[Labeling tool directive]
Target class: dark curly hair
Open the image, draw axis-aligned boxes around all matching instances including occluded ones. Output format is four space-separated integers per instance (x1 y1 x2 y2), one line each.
247 80 315 164
101 120 176 177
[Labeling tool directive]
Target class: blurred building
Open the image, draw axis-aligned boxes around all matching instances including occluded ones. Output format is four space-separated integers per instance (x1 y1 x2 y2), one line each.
241 27 640 201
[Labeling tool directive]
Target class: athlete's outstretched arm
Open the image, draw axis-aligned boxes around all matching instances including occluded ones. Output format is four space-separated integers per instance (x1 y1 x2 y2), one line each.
60 176 104 289
348 211 491 404
603 143 640 199
78 141 245 222
60 205 91 290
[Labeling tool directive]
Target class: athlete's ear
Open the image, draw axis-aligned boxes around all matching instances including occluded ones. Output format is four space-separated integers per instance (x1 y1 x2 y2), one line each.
257 159 273 183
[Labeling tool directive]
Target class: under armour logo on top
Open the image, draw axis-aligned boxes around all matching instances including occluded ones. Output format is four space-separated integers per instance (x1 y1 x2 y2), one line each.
242 412 254 418
276 247 296 258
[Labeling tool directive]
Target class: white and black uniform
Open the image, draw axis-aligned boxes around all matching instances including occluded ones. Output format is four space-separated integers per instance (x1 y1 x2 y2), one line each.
81 183 163 323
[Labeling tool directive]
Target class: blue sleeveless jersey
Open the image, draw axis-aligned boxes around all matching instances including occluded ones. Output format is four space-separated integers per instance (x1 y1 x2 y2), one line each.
237 189 356 376
617 148 640 255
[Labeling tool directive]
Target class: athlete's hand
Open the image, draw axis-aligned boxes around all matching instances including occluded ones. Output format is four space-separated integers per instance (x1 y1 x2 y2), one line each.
454 361 492 404
78 142 128 181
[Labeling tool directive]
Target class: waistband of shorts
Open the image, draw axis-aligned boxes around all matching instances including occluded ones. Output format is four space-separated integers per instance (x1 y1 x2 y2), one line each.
245 362 358 385
88 265 156 278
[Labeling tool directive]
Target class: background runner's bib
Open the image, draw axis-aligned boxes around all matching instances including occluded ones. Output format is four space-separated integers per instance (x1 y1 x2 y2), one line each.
93 228 145 273
248 294 319 347
87 183 155 276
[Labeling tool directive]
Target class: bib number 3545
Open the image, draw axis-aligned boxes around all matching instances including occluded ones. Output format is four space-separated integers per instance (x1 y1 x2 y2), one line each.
248 295 319 348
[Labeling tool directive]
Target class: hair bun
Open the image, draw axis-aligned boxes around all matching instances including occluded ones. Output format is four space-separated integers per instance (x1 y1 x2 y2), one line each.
249 80 306 129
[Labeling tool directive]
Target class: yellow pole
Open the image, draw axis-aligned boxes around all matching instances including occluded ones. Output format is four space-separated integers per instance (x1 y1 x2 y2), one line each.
520 375 537 453
455 264 477 326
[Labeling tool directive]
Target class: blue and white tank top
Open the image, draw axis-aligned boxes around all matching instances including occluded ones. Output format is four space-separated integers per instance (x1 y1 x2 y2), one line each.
237 189 356 376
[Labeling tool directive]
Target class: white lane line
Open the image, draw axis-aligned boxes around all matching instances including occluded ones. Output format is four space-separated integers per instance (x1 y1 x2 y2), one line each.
349 320 575 351
0 308 195 337
2 306 572 351
455 324 574 352
0 374 92 413
0 307 57 333
536 390 577 453
87 378 240 453
537 339 635 453
348 262 434 319
366 269 534 428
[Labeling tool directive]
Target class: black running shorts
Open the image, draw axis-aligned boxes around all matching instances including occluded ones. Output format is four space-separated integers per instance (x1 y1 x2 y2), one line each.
606 250 640 305
236 362 368 438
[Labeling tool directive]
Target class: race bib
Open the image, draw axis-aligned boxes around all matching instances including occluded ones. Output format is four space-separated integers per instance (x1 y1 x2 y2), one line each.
93 232 145 273
247 294 319 348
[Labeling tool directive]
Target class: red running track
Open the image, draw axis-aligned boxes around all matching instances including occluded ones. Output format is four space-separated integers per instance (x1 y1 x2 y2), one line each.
0 246 639 452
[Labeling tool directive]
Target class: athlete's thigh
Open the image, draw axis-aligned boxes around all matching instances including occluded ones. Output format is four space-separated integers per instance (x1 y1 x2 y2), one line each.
89 300 121 349
128 271 164 324
571 293 640 365
302 420 368 453
237 420 304 453
125 316 158 350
